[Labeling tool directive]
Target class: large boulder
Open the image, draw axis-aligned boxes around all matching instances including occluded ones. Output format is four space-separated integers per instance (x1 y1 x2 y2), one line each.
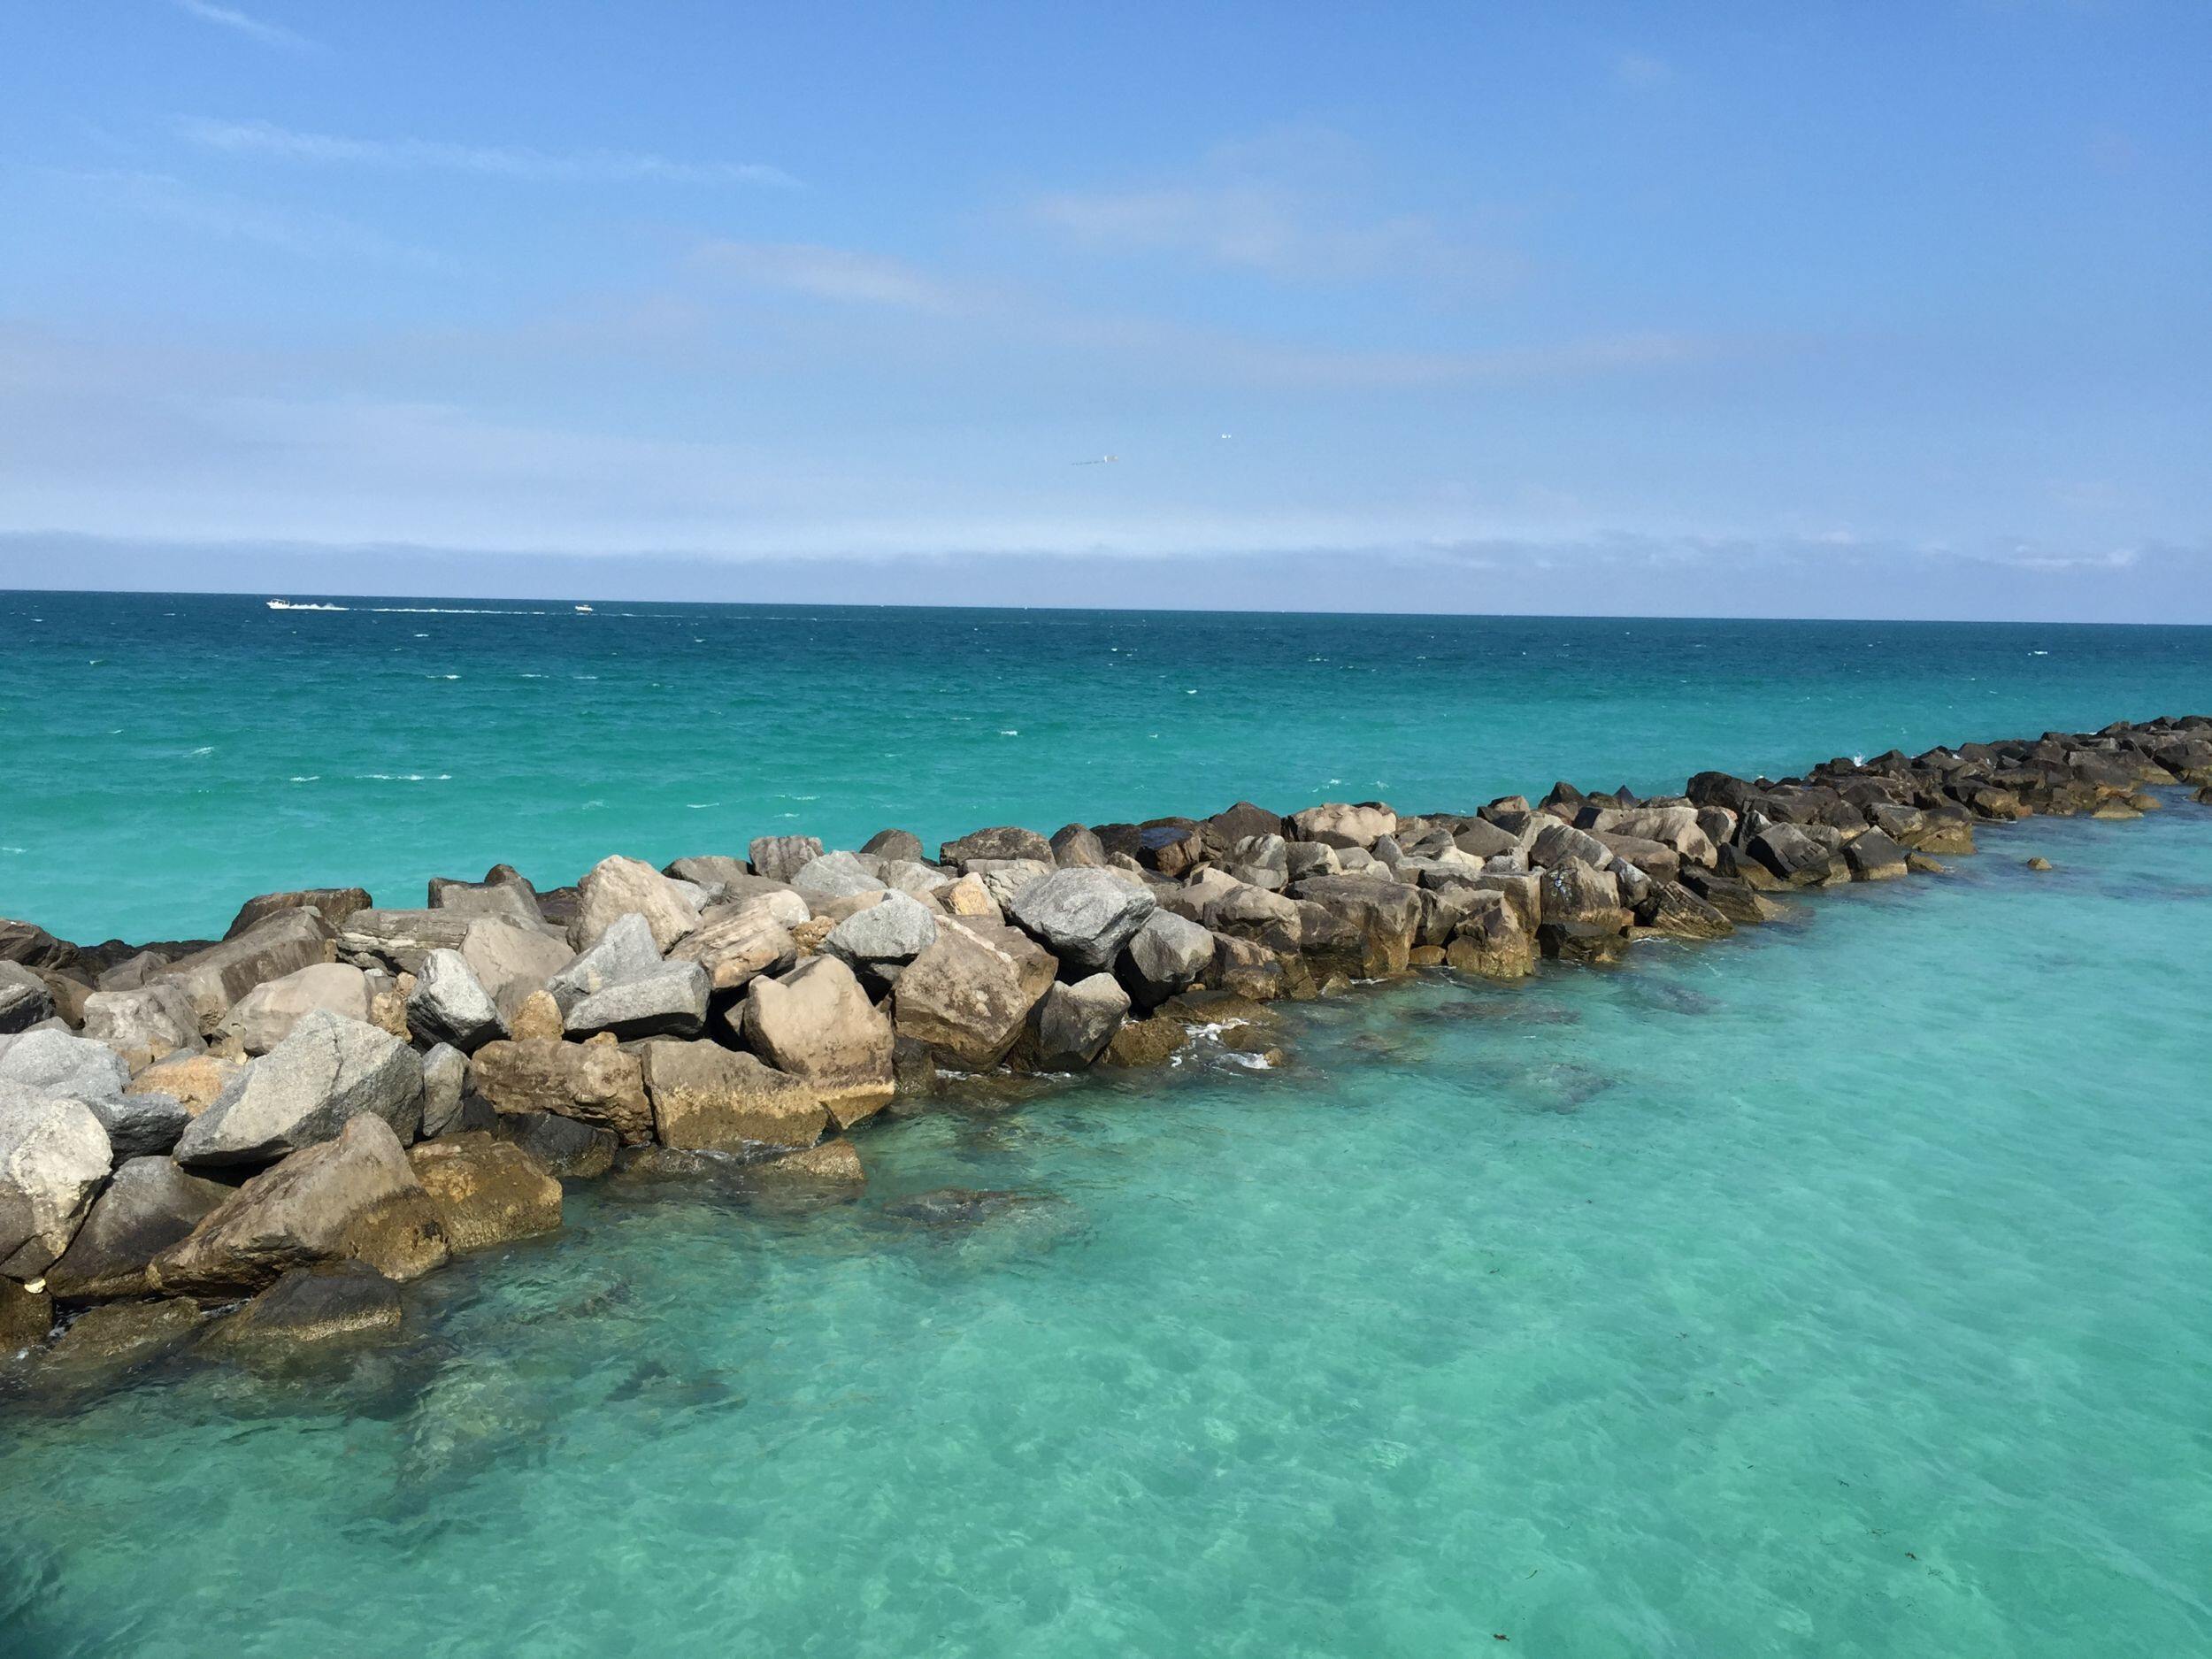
0 1089 111 1277
44 1156 231 1300
334 908 474 973
738 957 896 1127
424 879 545 929
636 1041 828 1153
1582 806 1716 866
748 835 825 885
1843 828 1909 881
1640 880 1736 941
458 918 575 1024
824 892 939 984
1136 821 1207 878
1048 824 1108 868
1025 974 1129 1070
154 1115 449 1296
964 859 1054 912
89 1091 191 1159
157 909 334 1035
1202 802 1288 855
1006 867 1156 974
892 918 1057 1070
669 904 797 993
224 887 373 940
564 961 710 1041
860 828 926 864
216 961 372 1055
791 851 888 902
406 1133 562 1252
940 826 1055 869
0 962 55 1034
546 911 661 1012
1746 823 1839 887
1 918 77 974
0 1028 128 1102
1204 881 1304 954
127 1051 238 1114
1287 803 1396 849
216 1261 402 1346
493 1110 616 1179
468 1038 654 1142
1444 892 1535 979
1118 910 1214 1010
174 1010 423 1169
570 856 701 953
418 1043 468 1138
1287 875 1423 978
405 949 505 1052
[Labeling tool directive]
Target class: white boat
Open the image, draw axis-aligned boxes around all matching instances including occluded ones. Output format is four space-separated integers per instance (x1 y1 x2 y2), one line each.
266 599 345 611
574 603 594 613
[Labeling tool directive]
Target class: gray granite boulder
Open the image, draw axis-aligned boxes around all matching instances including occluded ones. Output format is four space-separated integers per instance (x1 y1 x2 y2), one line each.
964 858 1055 912
154 1114 449 1296
90 1091 191 1159
0 1029 129 1102
1026 973 1129 1071
418 1043 468 1138
748 835 825 885
216 961 372 1055
738 957 895 1128
457 916 574 1024
564 960 710 1041
1118 910 1214 1010
44 1156 231 1300
406 949 505 1052
0 1087 111 1276
546 912 661 1012
824 891 939 984
1006 867 1156 974
791 851 888 902
175 1010 424 1169
334 907 475 973
1288 875 1425 978
569 856 701 952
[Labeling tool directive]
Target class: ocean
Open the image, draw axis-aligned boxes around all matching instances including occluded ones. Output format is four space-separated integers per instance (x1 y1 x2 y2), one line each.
3 592 2209 1655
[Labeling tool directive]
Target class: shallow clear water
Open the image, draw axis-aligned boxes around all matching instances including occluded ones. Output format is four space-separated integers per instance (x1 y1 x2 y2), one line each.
4 590 2211 943
5 803 2209 1656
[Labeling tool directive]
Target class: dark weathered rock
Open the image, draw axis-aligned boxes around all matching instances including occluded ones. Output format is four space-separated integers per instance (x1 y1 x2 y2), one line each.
1842 828 1909 881
564 961 710 1041
493 1110 616 1179
1006 868 1156 974
860 828 926 864
468 1037 654 1142
1 918 78 975
1202 802 1287 855
224 887 373 941
749 834 826 885
1101 1013 1187 1068
1025 973 1130 1071
157 909 334 1035
1207 932 1286 1001
218 1262 402 1346
1048 824 1108 868
1678 869 1777 925
1288 875 1424 978
1443 892 1536 979
940 826 1055 868
1640 880 1736 940
892 918 1057 1070
41 1297 204 1374
2 1276 52 1348
334 907 475 974
1746 823 1840 887
738 957 896 1128
154 1114 449 1296
407 1133 562 1251
1136 821 1207 878
636 1041 827 1153
1118 910 1214 1010
90 1090 190 1158
176 1010 423 1169
0 1087 111 1277
0 962 55 1034
45 1157 232 1301
424 878 545 929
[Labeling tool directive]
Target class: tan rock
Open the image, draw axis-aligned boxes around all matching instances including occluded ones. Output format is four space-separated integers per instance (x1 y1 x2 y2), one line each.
467 1037 654 1141
668 903 796 993
1101 1014 1187 1068
891 918 1056 1070
152 1115 450 1296
369 987 410 1039
938 873 1001 920
738 957 895 1129
156 908 335 1034
127 1051 242 1115
407 1133 562 1252
215 961 372 1055
636 1041 827 1153
508 989 565 1041
568 855 702 952
758 1139 864 1184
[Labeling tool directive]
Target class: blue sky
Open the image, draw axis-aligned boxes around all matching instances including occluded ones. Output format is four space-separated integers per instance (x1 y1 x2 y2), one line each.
1 1 2208 618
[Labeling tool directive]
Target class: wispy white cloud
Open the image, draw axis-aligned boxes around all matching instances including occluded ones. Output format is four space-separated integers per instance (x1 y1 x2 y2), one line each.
61 168 441 267
172 0 314 50
690 242 965 310
1028 128 1514 286
176 117 798 188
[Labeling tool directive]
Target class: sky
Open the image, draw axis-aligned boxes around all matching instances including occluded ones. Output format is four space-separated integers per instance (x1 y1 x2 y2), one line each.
1 1 2208 619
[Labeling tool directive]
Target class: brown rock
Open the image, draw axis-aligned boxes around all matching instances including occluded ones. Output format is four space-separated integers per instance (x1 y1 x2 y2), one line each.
2 1277 52 1349
891 918 1056 1070
1101 1014 1187 1068
225 887 373 940
407 1133 562 1251
636 1041 827 1153
151 1115 450 1297
467 1038 654 1142
508 989 565 1041
757 1139 865 1184
127 1051 242 1115
738 957 895 1129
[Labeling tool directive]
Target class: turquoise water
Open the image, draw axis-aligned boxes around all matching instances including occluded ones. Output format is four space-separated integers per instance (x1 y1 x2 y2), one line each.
4 801 2210 1655
4 591 2212 944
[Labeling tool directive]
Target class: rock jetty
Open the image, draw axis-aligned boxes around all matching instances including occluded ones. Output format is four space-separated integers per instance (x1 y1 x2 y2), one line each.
4 715 2208 1373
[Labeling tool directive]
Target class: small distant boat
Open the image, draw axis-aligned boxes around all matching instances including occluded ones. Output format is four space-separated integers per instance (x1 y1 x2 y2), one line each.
265 599 345 611
574 603 594 613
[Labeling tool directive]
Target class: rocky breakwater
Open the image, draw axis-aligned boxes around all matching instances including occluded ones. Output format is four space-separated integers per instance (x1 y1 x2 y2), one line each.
4 714 2208 1376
